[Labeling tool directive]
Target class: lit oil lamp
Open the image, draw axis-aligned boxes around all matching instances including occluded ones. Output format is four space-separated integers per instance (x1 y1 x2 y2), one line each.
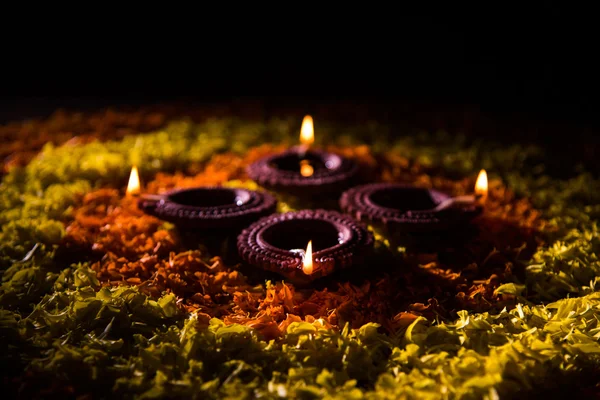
340 170 488 245
138 186 278 231
129 166 277 231
237 210 373 283
246 115 359 197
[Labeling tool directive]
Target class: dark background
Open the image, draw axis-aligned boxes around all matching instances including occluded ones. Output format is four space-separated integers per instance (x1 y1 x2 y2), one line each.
1 22 599 150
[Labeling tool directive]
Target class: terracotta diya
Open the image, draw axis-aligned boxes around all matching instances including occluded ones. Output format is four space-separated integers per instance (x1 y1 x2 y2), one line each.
138 186 277 230
340 171 488 243
246 116 359 196
237 209 374 283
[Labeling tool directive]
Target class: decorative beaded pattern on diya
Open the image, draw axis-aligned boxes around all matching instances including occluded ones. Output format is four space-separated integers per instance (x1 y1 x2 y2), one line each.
138 187 277 230
237 209 373 282
340 183 481 232
246 148 359 195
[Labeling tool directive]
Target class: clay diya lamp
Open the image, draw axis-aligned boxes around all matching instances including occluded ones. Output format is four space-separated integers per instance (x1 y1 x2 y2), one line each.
138 186 277 231
237 209 374 284
340 171 488 248
246 116 359 198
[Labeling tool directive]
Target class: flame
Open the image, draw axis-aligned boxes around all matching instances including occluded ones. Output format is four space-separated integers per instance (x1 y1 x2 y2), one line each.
475 169 488 201
302 240 313 275
299 115 314 146
300 160 314 177
126 166 141 196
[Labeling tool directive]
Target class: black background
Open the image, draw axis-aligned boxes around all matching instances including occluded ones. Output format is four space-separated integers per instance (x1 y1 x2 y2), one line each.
2 19 599 147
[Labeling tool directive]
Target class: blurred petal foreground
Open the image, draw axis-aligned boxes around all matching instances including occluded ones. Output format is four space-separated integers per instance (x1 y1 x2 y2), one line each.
2 109 600 399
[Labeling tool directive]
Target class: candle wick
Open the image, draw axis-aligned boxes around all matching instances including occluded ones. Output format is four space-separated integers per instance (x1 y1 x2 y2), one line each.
297 144 309 158
428 195 476 212
139 194 165 202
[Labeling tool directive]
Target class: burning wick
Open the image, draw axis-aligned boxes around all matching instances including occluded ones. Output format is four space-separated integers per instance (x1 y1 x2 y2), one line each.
298 115 315 175
422 169 490 213
298 114 314 159
302 240 313 275
475 169 488 204
299 115 314 148
126 165 141 196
